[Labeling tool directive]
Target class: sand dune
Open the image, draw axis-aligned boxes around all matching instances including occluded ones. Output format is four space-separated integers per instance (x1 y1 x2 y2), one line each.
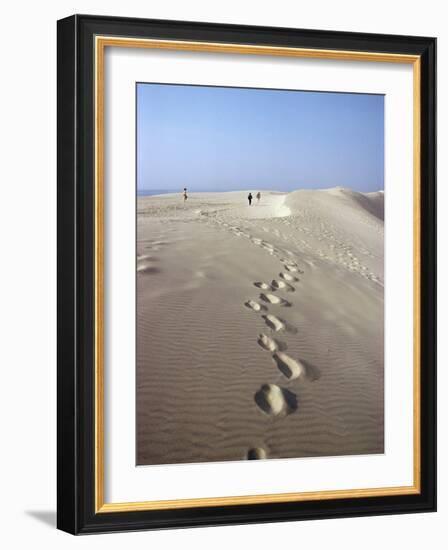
136 189 384 465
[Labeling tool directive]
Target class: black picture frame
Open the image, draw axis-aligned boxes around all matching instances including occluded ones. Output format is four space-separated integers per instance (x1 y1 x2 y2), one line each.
57 14 436 534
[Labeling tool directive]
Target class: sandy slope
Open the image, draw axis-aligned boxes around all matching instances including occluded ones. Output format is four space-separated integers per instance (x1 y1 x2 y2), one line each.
136 188 384 465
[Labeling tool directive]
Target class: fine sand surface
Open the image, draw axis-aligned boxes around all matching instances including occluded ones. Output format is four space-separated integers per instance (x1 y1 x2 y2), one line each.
136 188 384 465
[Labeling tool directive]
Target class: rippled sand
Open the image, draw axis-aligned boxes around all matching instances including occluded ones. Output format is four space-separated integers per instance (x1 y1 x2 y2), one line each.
136 188 384 465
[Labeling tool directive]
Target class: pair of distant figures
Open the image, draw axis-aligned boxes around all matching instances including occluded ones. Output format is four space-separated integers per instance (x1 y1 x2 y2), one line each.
181 188 261 206
248 192 261 206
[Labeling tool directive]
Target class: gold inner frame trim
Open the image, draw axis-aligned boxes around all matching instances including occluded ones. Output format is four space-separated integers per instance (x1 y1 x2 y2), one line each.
94 35 421 513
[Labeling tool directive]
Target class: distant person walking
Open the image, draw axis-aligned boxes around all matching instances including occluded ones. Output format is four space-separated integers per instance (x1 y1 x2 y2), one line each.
256 191 261 204
248 192 253 206
183 187 188 203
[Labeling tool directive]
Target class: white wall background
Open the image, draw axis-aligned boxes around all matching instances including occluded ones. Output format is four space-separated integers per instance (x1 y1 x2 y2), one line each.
0 1 444 548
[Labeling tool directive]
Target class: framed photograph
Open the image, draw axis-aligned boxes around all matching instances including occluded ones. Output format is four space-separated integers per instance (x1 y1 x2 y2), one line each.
57 14 436 534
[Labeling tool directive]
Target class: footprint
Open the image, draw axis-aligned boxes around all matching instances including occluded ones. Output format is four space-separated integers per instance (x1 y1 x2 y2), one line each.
273 352 306 380
282 260 305 274
254 384 298 416
244 300 267 312
262 314 285 332
279 272 299 283
257 333 279 352
271 280 295 292
254 282 272 290
247 448 267 460
259 293 291 307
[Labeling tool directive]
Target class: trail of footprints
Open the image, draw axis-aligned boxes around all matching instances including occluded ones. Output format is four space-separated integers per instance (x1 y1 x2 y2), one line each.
203 212 381 284
244 245 321 461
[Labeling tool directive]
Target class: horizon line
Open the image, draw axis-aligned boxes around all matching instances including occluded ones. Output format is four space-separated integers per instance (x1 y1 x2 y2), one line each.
137 186 385 194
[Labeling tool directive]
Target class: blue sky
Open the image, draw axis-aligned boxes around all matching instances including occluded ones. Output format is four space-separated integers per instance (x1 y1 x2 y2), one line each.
137 83 384 193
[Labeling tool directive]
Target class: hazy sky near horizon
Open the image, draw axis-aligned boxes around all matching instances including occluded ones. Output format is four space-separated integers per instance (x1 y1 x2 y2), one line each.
137 83 384 193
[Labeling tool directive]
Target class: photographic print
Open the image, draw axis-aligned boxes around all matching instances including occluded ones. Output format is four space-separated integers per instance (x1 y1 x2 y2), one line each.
136 83 385 466
58 16 436 533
